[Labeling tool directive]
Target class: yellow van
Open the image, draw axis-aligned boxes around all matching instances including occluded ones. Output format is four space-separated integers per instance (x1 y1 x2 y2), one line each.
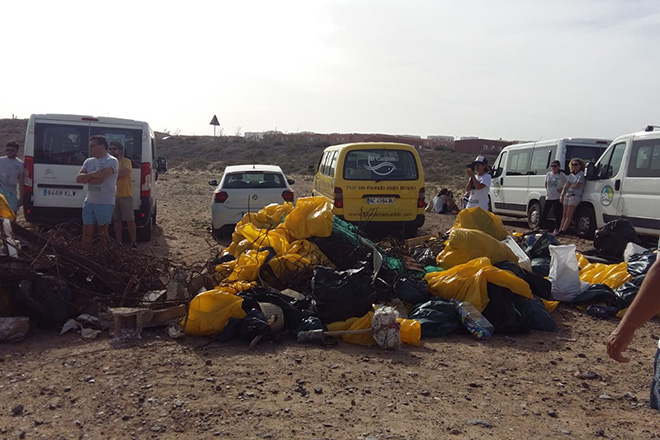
311 142 425 236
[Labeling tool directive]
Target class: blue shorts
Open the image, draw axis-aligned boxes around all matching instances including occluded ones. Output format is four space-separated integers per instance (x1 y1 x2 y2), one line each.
82 202 114 226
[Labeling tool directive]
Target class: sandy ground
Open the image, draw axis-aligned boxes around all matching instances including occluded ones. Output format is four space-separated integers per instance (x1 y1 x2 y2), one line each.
1 170 659 439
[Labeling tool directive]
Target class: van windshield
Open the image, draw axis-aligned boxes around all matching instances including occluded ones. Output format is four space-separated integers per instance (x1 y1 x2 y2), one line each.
565 145 606 169
343 149 419 181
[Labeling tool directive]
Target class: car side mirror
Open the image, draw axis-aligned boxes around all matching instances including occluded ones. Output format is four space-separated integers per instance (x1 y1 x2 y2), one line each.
585 162 597 180
156 156 168 173
209 179 218 187
287 178 295 185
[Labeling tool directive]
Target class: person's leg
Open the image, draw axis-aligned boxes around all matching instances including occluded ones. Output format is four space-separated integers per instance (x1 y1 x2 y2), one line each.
119 197 137 245
552 200 564 232
97 225 110 247
81 202 95 249
539 200 553 230
94 204 115 248
650 348 660 412
561 204 577 233
112 202 123 244
82 225 94 249
127 221 137 245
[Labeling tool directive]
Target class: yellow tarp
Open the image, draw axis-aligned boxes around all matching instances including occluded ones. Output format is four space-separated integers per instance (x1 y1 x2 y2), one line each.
279 196 334 240
326 311 421 346
580 261 632 290
0 194 15 221
437 228 518 270
425 257 533 311
452 207 508 241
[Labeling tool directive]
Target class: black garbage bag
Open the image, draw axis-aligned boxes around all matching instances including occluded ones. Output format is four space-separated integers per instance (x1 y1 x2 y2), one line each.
16 276 75 327
408 299 460 338
627 251 657 276
310 266 373 324
293 312 326 335
531 257 551 278
494 261 552 301
614 274 647 308
569 283 618 306
214 308 272 343
393 278 433 305
594 219 640 260
525 232 560 259
483 281 556 333
409 247 436 267
586 304 620 319
239 286 307 332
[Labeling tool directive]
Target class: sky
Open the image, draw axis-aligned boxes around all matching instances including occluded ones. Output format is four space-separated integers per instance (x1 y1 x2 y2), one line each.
2 0 660 141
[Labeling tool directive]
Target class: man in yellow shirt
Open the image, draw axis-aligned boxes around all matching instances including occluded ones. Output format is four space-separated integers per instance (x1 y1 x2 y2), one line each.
109 141 137 248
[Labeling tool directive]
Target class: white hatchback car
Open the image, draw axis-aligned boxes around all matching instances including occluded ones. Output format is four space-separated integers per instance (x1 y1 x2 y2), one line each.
210 164 295 237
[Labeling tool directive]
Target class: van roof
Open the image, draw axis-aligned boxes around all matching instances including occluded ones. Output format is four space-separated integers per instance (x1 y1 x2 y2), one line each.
323 142 417 151
502 138 611 149
30 114 149 126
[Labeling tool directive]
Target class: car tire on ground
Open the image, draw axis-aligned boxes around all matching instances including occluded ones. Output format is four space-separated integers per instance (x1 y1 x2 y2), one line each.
575 205 596 239
527 201 541 230
137 220 152 242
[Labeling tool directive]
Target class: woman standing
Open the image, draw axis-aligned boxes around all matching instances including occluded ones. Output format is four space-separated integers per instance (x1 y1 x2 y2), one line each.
465 156 491 211
539 160 567 231
556 158 586 236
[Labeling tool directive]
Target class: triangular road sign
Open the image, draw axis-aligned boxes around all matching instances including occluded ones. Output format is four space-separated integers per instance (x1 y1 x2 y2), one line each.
210 115 220 126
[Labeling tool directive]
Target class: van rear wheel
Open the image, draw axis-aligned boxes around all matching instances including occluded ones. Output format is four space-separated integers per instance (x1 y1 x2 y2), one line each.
137 220 152 242
575 205 596 239
527 201 541 230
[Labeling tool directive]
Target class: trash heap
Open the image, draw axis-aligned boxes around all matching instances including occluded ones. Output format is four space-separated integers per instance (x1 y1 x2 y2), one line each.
181 198 658 348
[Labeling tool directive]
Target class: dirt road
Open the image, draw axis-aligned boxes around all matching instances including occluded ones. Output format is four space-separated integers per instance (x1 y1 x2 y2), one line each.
1 170 659 439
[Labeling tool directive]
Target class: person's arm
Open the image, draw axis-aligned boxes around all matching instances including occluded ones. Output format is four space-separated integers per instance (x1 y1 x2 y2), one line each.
117 165 131 178
76 163 90 183
86 166 115 181
607 260 660 362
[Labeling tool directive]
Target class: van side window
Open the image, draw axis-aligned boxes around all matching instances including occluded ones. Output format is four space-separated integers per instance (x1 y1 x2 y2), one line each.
491 151 506 178
506 149 531 175
598 142 626 179
319 152 329 175
530 148 554 175
329 151 338 176
628 140 660 178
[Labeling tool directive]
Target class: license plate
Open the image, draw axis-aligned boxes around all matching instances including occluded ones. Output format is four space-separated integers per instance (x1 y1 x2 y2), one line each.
367 197 395 205
43 189 77 197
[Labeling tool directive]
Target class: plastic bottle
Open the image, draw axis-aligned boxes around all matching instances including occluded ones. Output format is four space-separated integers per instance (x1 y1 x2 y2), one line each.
451 299 494 340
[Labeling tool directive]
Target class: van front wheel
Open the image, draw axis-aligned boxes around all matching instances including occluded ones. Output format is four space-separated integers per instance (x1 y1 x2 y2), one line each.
575 205 596 239
527 201 541 230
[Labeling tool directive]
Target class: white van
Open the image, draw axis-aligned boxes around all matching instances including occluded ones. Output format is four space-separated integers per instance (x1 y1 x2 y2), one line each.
574 126 660 239
490 138 610 228
22 114 167 241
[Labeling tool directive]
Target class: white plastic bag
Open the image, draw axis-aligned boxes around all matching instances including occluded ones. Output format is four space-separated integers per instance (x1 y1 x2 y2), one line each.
549 244 581 302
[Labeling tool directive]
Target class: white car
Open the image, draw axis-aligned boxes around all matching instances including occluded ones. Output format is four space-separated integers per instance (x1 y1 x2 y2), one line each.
210 164 295 237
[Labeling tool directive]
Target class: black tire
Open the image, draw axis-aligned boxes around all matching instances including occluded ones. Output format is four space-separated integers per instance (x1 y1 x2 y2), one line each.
152 204 157 225
212 227 223 240
527 201 541 230
575 205 596 239
137 219 152 242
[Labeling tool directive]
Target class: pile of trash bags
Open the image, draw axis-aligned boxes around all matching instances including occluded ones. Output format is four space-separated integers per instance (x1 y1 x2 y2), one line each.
182 199 658 347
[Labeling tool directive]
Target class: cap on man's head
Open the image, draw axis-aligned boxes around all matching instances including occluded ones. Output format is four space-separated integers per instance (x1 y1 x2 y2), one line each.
473 155 487 164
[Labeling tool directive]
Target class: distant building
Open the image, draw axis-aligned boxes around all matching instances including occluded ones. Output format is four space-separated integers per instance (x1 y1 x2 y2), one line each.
454 138 514 154
245 132 264 141
428 135 454 143
458 136 479 140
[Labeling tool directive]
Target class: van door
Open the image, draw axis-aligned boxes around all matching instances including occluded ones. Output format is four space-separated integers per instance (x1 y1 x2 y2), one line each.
490 150 507 211
32 121 90 209
618 138 660 234
590 141 627 226
500 148 531 215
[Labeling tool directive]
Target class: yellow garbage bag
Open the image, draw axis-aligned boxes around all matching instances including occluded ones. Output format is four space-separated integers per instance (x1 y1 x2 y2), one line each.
236 202 293 230
452 207 508 241
235 222 291 255
437 228 518 269
0 194 15 221
425 257 532 311
580 261 632 290
224 249 270 282
576 253 590 270
327 311 375 346
398 318 421 346
268 239 334 277
278 196 333 240
183 289 247 336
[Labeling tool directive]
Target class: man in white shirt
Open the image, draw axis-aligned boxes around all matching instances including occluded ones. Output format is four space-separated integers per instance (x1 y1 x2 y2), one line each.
0 141 25 214
465 155 491 211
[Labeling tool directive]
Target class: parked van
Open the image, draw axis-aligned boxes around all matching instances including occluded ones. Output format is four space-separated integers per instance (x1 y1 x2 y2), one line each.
575 126 660 239
311 142 425 236
23 114 167 241
490 138 610 228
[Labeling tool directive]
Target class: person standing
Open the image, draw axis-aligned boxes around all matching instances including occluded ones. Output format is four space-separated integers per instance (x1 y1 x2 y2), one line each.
109 141 137 248
0 141 24 214
75 135 118 249
465 155 491 211
555 158 585 236
538 160 567 231
607 259 660 413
